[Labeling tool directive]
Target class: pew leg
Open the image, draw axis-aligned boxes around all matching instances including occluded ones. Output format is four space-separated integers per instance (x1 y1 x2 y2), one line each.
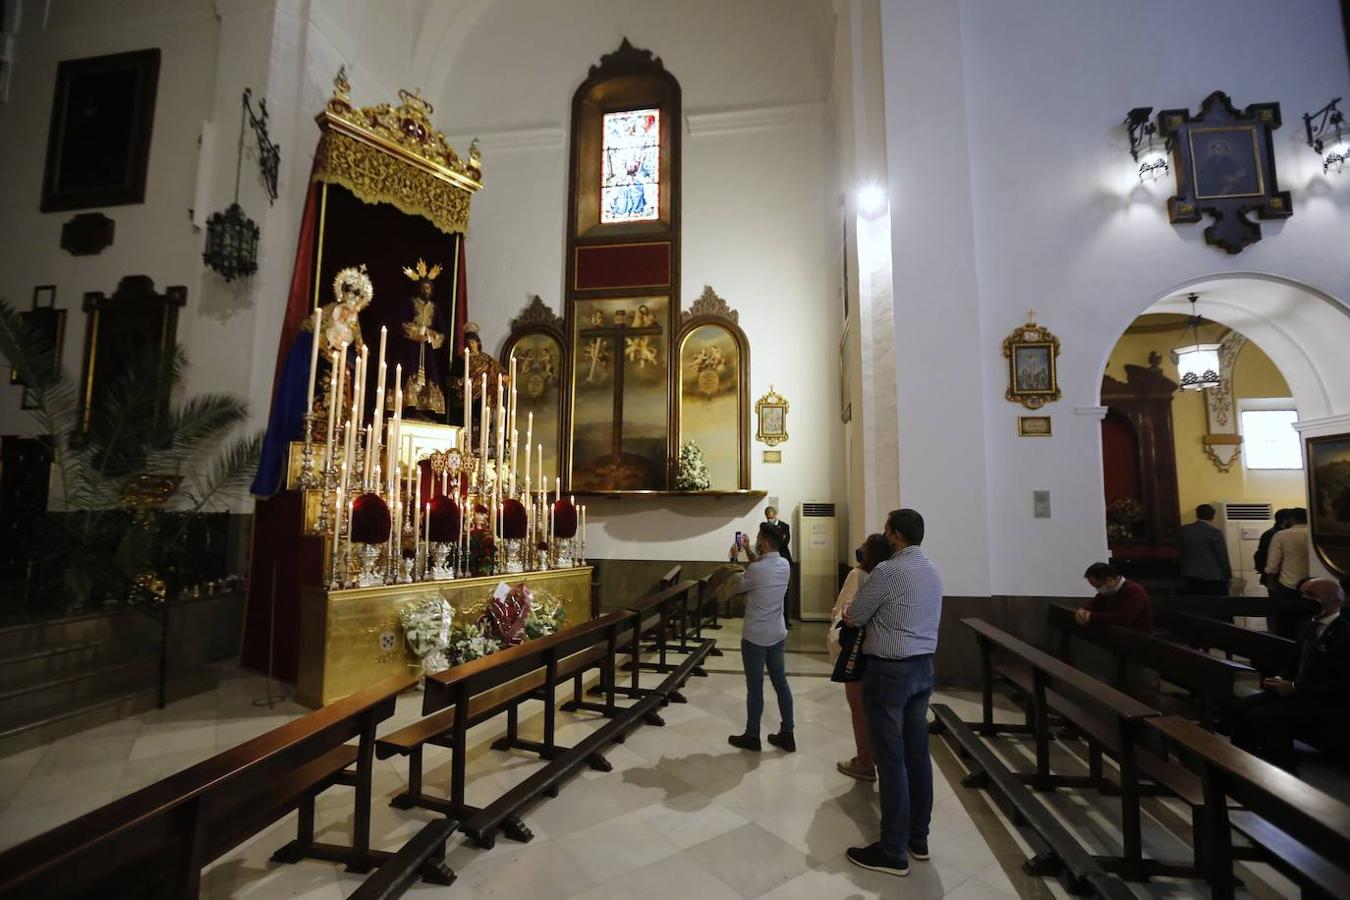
391 746 424 810
1088 744 1104 787
271 796 316 864
501 816 534 844
491 705 522 752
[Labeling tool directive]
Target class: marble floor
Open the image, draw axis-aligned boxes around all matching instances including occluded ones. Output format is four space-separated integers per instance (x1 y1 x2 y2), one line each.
0 620 1305 898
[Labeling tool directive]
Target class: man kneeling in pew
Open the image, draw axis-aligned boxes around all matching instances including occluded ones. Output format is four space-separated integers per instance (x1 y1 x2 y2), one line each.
1228 577 1350 771
1075 562 1154 632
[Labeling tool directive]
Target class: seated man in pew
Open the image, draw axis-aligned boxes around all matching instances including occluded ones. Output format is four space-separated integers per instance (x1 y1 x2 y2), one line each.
1075 562 1154 633
1228 577 1350 771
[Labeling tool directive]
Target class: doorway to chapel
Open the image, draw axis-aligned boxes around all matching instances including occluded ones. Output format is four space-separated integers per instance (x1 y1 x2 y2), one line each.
1100 304 1307 597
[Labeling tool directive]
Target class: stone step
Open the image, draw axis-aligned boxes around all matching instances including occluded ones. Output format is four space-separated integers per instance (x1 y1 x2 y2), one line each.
0 655 161 727
0 641 105 685
0 608 159 657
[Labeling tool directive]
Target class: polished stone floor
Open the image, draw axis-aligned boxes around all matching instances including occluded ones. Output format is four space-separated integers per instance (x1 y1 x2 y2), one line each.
0 619 1307 897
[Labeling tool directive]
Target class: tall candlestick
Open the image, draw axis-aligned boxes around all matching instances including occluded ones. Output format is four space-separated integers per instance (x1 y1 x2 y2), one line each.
363 424 373 489
462 348 471 441
425 502 431 578
334 342 348 445
323 350 339 469
414 467 423 574
510 428 519 496
524 412 533 492
356 344 369 426
306 307 323 417
479 373 488 484
581 504 586 548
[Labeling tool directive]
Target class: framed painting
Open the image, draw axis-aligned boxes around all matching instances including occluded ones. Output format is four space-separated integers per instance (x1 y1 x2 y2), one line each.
755 386 788 446
1003 318 1061 409
41 49 161 212
1157 91 1291 254
677 315 749 491
502 297 567 488
1306 433 1350 576
569 295 670 491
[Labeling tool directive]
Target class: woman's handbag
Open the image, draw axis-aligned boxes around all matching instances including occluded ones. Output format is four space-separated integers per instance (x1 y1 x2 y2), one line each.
831 621 867 683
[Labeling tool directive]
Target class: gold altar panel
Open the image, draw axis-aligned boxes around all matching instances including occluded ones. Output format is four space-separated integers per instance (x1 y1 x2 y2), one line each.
296 567 593 707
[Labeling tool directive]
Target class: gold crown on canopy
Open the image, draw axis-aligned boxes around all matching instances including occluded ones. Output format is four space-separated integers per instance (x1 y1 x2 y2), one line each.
402 258 443 282
313 66 482 235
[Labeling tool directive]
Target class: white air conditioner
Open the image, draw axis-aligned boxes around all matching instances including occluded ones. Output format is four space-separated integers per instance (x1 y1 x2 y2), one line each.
797 501 837 621
1215 500 1274 603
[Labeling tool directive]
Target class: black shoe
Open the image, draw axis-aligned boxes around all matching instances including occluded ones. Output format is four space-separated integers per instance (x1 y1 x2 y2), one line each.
728 733 761 752
908 842 930 860
847 843 909 876
767 731 796 753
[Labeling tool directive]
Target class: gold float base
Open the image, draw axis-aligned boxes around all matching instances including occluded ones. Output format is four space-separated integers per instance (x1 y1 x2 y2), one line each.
296 567 593 707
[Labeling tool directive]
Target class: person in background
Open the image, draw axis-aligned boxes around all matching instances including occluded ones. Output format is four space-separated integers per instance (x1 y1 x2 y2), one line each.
727 522 795 753
1266 508 1313 637
1254 508 1293 591
1076 562 1154 632
843 509 942 878
829 532 891 782
1229 578 1350 771
1178 503 1232 596
765 506 793 630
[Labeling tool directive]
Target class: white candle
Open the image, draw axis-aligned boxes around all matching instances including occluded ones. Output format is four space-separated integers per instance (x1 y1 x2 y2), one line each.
306 307 323 419
425 502 431 577
479 373 488 482
537 444 543 502
462 348 471 437
356 344 369 429
334 342 349 459
346 497 355 583
323 350 339 469
524 412 533 492
414 467 422 572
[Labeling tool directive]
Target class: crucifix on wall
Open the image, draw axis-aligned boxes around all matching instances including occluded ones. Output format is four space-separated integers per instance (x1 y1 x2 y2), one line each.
570 299 668 492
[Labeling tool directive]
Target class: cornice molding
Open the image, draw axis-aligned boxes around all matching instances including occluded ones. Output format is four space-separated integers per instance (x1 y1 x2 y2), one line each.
685 101 825 137
448 125 565 154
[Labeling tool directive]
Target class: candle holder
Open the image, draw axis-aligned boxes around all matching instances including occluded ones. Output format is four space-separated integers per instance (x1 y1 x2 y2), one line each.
430 542 454 580
329 509 346 590
356 543 383 587
502 538 524 573
297 414 320 489
400 555 414 583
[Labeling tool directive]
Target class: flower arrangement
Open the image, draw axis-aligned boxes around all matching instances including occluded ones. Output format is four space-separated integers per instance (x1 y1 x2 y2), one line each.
447 621 501 666
675 440 711 491
399 596 453 677
522 589 568 641
1106 497 1145 541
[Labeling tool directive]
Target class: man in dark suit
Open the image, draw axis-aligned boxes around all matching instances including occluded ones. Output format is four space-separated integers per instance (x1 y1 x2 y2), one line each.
1254 508 1292 588
1229 578 1350 771
1178 504 1232 595
765 506 792 629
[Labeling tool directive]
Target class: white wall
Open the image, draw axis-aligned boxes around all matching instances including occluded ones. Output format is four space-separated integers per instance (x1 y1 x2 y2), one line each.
878 0 1350 597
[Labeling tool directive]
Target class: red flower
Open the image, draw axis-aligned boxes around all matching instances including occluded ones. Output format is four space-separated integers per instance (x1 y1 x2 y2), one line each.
351 492 391 544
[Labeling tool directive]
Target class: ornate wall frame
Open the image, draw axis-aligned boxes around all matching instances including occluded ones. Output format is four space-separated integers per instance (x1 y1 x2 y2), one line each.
1156 91 1292 254
1305 432 1350 577
675 286 751 489
502 296 568 484
755 386 789 446
1003 316 1061 410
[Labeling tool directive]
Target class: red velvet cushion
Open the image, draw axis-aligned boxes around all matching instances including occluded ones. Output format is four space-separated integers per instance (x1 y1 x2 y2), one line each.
501 498 528 540
351 492 391 544
428 496 461 543
552 499 578 539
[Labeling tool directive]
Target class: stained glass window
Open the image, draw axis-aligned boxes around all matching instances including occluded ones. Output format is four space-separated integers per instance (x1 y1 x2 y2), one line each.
601 108 660 223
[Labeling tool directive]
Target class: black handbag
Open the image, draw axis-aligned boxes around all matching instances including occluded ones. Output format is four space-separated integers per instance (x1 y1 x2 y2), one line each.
831 621 867 683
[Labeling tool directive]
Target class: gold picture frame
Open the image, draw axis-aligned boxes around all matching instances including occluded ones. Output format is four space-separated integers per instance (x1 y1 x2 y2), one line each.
755 385 788 446
1018 416 1052 437
1003 317 1061 410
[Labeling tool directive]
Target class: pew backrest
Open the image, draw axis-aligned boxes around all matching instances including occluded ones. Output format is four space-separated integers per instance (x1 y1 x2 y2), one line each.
1164 612 1297 676
0 672 414 898
1154 594 1272 621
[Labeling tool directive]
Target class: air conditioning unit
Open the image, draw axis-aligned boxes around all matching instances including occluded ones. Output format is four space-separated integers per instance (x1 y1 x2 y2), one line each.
797 501 837 621
1215 500 1274 601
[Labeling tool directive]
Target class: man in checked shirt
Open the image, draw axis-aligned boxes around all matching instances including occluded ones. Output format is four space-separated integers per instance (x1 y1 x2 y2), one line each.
842 508 943 878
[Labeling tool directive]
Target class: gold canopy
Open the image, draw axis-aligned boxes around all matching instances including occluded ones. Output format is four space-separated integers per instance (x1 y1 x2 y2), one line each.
312 67 483 235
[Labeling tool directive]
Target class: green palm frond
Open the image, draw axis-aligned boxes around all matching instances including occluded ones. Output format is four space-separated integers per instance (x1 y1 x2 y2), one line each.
146 394 250 474
183 432 263 512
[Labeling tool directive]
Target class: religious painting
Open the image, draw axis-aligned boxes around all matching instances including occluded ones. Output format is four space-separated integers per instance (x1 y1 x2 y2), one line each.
1157 92 1291 254
678 324 743 490
41 49 161 212
507 331 565 487
755 387 788 447
601 108 660 224
1003 318 1061 410
570 295 670 491
1306 433 1350 575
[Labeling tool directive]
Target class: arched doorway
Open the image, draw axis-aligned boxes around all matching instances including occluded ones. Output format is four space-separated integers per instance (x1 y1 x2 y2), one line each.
1096 273 1350 594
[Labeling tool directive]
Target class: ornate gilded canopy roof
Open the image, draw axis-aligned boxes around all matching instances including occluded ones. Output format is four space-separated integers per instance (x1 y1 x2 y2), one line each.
312 67 483 235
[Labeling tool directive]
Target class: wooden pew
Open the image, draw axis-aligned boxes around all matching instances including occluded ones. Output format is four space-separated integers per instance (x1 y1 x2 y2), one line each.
1149 715 1350 900
617 580 701 698
1153 594 1272 622
1161 611 1297 676
1047 602 1254 729
377 613 627 840
958 617 1201 883
0 673 442 899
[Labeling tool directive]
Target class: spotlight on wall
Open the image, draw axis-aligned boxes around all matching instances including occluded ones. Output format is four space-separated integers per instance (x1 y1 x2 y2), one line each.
1125 106 1170 181
856 184 888 215
1304 97 1346 175
1173 293 1221 392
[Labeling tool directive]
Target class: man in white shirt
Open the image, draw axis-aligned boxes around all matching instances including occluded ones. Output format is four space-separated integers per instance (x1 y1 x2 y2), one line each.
727 522 794 752
1265 507 1314 637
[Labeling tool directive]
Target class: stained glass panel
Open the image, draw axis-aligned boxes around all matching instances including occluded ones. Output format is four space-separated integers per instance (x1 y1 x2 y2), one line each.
601 108 660 223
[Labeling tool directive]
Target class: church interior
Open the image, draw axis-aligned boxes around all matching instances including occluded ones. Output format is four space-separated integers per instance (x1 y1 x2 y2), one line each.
1 1 1349 897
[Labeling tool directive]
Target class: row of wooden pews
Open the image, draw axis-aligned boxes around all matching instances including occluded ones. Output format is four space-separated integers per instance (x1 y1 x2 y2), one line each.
0 573 724 899
933 616 1350 899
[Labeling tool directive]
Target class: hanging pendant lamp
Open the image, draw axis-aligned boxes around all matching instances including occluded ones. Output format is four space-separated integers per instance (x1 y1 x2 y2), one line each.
203 91 261 281
1173 293 1221 391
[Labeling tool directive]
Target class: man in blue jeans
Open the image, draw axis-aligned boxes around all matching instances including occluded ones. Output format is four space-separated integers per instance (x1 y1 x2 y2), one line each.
843 508 943 877
727 522 795 752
